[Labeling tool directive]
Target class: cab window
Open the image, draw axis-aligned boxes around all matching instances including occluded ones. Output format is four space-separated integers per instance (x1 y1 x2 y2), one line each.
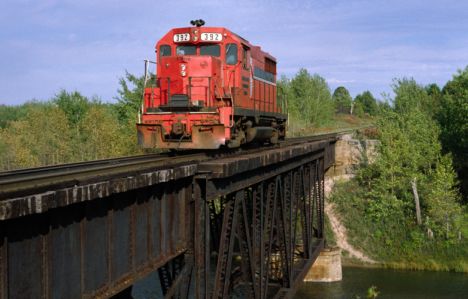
176 45 196 56
242 46 249 70
159 45 171 57
200 44 220 57
225 43 238 65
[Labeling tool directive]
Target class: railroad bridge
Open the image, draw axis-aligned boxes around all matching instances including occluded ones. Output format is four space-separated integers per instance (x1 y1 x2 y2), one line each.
0 134 338 299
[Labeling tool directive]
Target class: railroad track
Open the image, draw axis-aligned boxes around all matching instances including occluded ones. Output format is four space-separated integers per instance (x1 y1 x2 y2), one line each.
0 151 206 199
0 131 344 199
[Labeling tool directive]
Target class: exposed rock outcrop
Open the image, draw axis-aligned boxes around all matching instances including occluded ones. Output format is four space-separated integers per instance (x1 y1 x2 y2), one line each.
324 132 379 264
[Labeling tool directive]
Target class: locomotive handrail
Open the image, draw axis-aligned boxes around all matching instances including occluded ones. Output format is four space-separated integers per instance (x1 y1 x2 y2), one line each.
167 77 171 102
141 59 157 117
229 85 235 128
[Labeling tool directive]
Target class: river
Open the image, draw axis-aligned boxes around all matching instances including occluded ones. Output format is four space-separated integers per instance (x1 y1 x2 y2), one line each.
132 266 467 298
295 266 468 299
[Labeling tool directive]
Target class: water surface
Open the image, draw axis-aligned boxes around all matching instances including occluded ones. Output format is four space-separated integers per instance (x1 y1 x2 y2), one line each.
295 266 468 299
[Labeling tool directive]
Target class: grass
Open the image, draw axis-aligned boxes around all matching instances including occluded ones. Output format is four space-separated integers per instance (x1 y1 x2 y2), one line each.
287 113 375 137
324 213 337 247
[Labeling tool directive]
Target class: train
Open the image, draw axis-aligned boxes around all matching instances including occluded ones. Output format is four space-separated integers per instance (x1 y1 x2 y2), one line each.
137 20 287 149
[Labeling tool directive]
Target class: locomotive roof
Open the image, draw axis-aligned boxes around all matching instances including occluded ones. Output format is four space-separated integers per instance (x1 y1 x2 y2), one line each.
159 26 276 62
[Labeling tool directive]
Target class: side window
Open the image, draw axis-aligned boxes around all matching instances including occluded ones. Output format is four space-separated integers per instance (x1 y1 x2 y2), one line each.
225 43 238 65
265 57 276 74
159 45 171 57
242 46 250 70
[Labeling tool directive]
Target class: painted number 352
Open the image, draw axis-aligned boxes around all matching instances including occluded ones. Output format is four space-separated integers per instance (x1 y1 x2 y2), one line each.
201 33 222 41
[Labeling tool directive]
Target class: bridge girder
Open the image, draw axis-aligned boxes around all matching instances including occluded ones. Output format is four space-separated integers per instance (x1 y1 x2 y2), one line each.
0 138 334 299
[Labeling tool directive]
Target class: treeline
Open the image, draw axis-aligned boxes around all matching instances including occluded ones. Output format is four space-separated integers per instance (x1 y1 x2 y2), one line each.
278 69 381 135
1 69 374 170
329 67 468 271
0 73 145 170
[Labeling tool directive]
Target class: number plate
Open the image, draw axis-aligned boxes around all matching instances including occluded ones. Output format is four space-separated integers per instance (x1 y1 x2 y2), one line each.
173 33 191 43
200 33 223 42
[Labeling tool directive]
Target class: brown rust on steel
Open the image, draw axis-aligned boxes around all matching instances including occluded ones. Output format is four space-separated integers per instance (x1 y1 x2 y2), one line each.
199 140 331 178
0 164 197 221
0 133 336 298
0 156 201 199
91 249 187 299
204 152 325 200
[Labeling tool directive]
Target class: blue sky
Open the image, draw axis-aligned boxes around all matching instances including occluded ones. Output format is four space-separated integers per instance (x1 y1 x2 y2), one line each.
1 0 468 105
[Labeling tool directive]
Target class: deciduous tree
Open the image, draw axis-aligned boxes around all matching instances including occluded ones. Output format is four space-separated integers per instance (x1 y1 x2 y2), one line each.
284 69 334 129
439 67 468 202
332 86 353 114
354 91 378 116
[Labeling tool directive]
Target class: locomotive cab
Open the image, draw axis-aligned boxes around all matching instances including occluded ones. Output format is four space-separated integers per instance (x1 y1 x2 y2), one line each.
137 21 287 149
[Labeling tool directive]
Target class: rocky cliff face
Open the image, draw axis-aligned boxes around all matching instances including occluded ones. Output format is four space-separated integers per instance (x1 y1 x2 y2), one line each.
328 133 380 178
323 132 380 265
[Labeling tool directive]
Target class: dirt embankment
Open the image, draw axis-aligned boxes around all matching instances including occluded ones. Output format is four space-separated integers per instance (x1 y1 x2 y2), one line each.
325 203 376 264
324 133 379 264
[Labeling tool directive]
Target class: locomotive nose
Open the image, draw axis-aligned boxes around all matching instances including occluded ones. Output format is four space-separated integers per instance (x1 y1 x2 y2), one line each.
160 55 221 109
184 56 220 107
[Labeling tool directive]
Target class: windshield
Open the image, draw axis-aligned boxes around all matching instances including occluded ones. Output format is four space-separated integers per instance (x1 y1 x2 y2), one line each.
200 45 220 57
173 44 236 62
176 45 196 56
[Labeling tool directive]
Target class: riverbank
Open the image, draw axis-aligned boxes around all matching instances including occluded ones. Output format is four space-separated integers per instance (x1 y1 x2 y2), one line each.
324 178 468 273
322 121 468 274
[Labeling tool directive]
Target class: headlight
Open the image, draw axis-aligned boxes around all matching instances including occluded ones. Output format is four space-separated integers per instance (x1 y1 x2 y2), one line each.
181 70 186 76
180 64 186 71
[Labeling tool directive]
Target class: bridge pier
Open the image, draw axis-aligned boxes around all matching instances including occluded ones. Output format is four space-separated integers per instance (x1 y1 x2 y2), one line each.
304 247 342 282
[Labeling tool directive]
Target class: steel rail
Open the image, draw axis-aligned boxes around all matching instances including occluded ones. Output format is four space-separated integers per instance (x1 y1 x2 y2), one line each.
0 131 344 199
0 152 170 179
0 152 206 199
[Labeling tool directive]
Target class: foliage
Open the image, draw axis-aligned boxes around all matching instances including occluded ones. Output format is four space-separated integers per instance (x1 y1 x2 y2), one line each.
0 90 141 170
53 90 93 126
0 105 27 128
359 80 461 235
367 286 379 299
278 69 334 133
330 75 466 272
80 105 133 160
424 155 462 235
392 78 433 115
354 91 378 116
425 83 443 117
332 86 353 114
113 71 151 153
438 67 468 202
0 106 72 169
114 71 146 125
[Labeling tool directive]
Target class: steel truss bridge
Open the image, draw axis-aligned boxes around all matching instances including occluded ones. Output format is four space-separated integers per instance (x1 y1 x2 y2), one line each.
0 134 336 299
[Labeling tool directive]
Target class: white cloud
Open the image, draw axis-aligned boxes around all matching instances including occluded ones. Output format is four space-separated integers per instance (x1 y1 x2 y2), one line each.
327 78 356 84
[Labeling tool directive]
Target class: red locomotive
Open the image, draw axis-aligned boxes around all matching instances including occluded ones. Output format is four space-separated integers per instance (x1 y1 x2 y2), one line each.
137 20 287 149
